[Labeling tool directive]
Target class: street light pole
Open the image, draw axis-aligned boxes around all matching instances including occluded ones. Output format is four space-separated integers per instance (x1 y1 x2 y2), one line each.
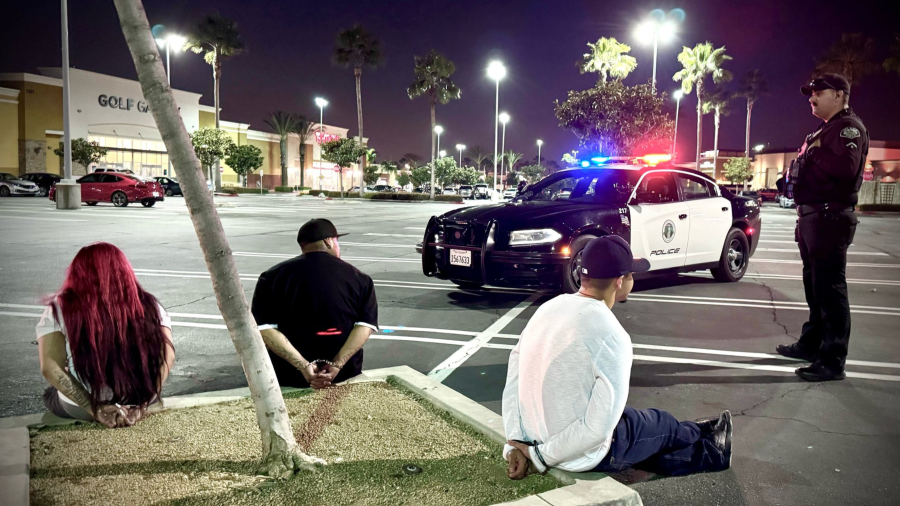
537 139 543 167
488 61 506 200
651 29 659 93
456 144 465 168
432 125 443 199
61 0 72 183
499 113 509 190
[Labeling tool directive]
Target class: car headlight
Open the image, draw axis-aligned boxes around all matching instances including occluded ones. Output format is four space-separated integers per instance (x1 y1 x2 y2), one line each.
509 228 562 246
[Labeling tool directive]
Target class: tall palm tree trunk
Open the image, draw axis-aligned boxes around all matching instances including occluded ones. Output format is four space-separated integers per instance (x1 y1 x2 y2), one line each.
429 101 436 200
279 139 288 187
695 82 704 173
299 146 306 190
114 0 322 477
213 57 223 192
355 67 365 197
713 107 720 180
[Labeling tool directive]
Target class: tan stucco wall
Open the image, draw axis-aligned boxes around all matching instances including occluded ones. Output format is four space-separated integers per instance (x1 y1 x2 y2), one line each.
0 80 63 173
0 100 18 172
45 134 61 174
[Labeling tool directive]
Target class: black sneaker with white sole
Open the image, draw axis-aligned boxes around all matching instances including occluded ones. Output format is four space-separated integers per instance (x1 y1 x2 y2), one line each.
709 410 733 470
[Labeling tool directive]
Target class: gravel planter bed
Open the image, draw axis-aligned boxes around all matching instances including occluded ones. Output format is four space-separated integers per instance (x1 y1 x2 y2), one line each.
30 380 560 505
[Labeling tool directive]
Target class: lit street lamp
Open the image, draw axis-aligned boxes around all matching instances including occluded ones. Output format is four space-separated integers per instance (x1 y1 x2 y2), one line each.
635 18 677 93
439 150 446 158
488 61 506 198
315 97 328 134
754 144 765 152
672 90 683 159
499 113 509 189
536 139 543 167
155 34 186 86
456 144 466 167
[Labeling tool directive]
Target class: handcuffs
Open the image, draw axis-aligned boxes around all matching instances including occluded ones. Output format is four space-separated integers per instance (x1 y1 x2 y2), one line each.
510 439 549 474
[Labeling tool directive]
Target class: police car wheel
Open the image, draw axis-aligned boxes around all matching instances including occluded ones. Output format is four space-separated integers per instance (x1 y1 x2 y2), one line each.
711 228 749 282
561 235 598 293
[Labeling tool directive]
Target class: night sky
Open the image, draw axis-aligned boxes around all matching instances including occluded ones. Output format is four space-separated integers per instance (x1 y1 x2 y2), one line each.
2 0 898 164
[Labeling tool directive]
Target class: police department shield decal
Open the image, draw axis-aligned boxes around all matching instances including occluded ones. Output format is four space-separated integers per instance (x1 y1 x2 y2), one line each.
662 220 676 243
840 127 861 139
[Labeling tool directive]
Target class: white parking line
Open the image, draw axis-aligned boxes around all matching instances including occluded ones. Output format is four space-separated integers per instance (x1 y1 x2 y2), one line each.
632 355 900 382
683 272 900 287
340 242 417 249
363 233 423 238
753 259 900 269
756 247 888 256
428 291 544 383
628 293 900 316
232 252 419 263
0 213 86 223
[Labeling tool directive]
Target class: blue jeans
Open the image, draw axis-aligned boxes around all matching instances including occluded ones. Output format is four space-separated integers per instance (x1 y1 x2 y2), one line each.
591 406 727 476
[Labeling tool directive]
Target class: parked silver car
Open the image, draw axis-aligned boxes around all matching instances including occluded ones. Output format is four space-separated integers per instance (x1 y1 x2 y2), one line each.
0 172 40 197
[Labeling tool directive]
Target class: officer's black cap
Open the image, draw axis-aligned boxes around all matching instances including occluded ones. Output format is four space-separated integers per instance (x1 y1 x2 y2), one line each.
297 218 347 246
801 73 850 96
579 236 651 280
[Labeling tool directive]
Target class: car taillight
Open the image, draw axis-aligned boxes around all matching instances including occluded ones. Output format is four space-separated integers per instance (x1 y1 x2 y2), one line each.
135 183 148 189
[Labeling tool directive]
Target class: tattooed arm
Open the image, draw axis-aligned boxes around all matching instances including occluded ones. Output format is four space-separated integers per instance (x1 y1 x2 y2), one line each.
259 328 316 383
38 331 93 417
332 325 373 369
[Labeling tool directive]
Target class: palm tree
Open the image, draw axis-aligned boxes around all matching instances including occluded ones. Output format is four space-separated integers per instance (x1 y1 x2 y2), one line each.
815 33 879 86
468 145 489 176
293 116 315 189
579 37 638 84
333 24 383 197
504 150 523 186
701 87 732 179
264 112 301 188
885 32 900 75
399 153 422 169
114 0 322 477
407 49 462 199
733 70 769 158
184 13 245 191
673 42 733 171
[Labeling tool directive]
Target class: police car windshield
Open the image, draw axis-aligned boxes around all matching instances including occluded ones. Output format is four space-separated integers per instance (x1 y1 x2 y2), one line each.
520 169 639 205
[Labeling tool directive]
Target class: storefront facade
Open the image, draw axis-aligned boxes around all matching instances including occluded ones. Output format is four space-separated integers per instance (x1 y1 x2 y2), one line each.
0 67 361 190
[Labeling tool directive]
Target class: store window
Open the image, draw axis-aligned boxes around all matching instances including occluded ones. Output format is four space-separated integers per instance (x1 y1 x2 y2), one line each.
89 135 170 177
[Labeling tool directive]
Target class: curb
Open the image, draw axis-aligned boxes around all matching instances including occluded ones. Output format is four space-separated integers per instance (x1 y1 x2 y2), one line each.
0 367 641 506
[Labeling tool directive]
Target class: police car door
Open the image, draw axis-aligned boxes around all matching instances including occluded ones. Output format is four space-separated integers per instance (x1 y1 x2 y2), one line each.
675 173 731 266
627 171 689 271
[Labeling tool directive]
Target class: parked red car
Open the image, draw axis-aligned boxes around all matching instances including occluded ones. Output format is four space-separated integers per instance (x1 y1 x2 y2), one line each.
49 172 165 207
758 188 781 202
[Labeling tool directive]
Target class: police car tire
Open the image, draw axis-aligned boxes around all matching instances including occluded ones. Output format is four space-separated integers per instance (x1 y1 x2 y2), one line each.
711 228 749 282
451 280 483 290
561 235 598 294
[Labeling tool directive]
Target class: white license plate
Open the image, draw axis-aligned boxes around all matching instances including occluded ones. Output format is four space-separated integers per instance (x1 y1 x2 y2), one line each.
449 249 472 267
152 191 160 197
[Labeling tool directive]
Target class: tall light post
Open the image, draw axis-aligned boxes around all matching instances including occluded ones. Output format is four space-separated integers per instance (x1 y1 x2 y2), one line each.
155 34 185 178
672 89 683 159
499 113 509 190
431 125 443 199
456 144 466 167
487 61 506 199
536 139 543 167
315 97 328 134
635 19 677 93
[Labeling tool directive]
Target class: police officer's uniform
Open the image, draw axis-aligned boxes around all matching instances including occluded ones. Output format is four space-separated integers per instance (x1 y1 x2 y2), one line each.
778 74 869 381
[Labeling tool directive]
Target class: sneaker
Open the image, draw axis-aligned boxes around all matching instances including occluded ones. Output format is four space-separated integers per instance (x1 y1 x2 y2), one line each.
693 416 719 435
796 361 846 382
776 343 817 362
708 410 733 470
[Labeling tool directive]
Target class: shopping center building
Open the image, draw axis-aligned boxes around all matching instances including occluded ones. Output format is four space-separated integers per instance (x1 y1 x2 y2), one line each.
0 67 361 190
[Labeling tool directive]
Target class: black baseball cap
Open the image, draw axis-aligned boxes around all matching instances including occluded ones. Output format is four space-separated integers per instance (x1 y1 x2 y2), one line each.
297 218 347 246
801 73 850 96
579 236 651 279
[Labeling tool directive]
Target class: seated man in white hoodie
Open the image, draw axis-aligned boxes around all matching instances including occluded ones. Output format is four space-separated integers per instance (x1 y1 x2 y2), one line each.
503 236 732 479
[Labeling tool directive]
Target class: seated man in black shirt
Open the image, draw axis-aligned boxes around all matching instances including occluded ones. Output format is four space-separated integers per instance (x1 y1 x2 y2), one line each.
251 219 378 389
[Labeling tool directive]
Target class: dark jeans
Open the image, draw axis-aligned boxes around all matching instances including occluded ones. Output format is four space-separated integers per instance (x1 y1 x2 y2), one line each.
795 210 857 370
591 407 727 476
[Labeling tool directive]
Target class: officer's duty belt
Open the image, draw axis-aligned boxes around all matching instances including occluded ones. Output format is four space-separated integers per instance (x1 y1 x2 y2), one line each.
797 203 854 217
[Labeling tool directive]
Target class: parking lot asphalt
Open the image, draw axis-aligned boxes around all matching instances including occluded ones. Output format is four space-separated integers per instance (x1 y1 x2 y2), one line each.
1 193 899 505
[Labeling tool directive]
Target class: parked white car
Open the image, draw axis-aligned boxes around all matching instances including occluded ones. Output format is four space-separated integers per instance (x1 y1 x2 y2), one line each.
0 172 40 197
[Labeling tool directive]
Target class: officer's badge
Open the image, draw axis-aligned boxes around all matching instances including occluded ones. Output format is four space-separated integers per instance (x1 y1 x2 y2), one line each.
840 127 861 139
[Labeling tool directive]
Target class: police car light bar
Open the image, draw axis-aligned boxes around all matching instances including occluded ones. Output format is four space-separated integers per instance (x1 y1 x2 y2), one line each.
575 154 673 167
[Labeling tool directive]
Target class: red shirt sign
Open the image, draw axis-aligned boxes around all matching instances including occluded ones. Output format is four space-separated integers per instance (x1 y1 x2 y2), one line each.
315 131 341 144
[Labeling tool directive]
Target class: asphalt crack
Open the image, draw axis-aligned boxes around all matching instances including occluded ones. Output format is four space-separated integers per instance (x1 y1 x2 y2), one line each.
738 413 882 437
165 294 216 309
757 279 797 340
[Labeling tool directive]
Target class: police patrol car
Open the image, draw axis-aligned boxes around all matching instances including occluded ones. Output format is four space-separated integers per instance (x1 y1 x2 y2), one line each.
418 156 762 293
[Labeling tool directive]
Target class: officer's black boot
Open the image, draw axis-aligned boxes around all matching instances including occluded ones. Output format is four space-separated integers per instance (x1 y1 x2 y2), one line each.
776 343 818 362
796 361 846 382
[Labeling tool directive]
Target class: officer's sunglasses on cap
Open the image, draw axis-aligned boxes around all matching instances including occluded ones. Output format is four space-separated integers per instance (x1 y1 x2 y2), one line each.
803 78 837 96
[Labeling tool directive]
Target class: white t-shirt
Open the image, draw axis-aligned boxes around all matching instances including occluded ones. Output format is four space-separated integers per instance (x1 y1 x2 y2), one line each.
36 300 172 405
502 293 632 473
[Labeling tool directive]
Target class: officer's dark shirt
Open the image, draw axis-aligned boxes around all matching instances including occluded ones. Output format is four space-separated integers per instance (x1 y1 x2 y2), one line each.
794 108 868 206
251 252 378 387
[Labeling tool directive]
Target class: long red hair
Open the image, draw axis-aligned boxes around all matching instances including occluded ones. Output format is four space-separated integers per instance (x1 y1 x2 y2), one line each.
50 242 171 411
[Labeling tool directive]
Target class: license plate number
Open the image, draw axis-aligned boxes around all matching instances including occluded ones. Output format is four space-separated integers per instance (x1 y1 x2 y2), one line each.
152 191 159 197
449 249 471 267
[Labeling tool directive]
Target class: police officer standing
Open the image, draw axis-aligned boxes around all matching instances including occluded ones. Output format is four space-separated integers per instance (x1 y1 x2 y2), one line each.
776 73 868 382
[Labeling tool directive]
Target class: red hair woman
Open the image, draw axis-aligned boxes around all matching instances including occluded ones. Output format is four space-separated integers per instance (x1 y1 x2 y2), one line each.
36 242 175 428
